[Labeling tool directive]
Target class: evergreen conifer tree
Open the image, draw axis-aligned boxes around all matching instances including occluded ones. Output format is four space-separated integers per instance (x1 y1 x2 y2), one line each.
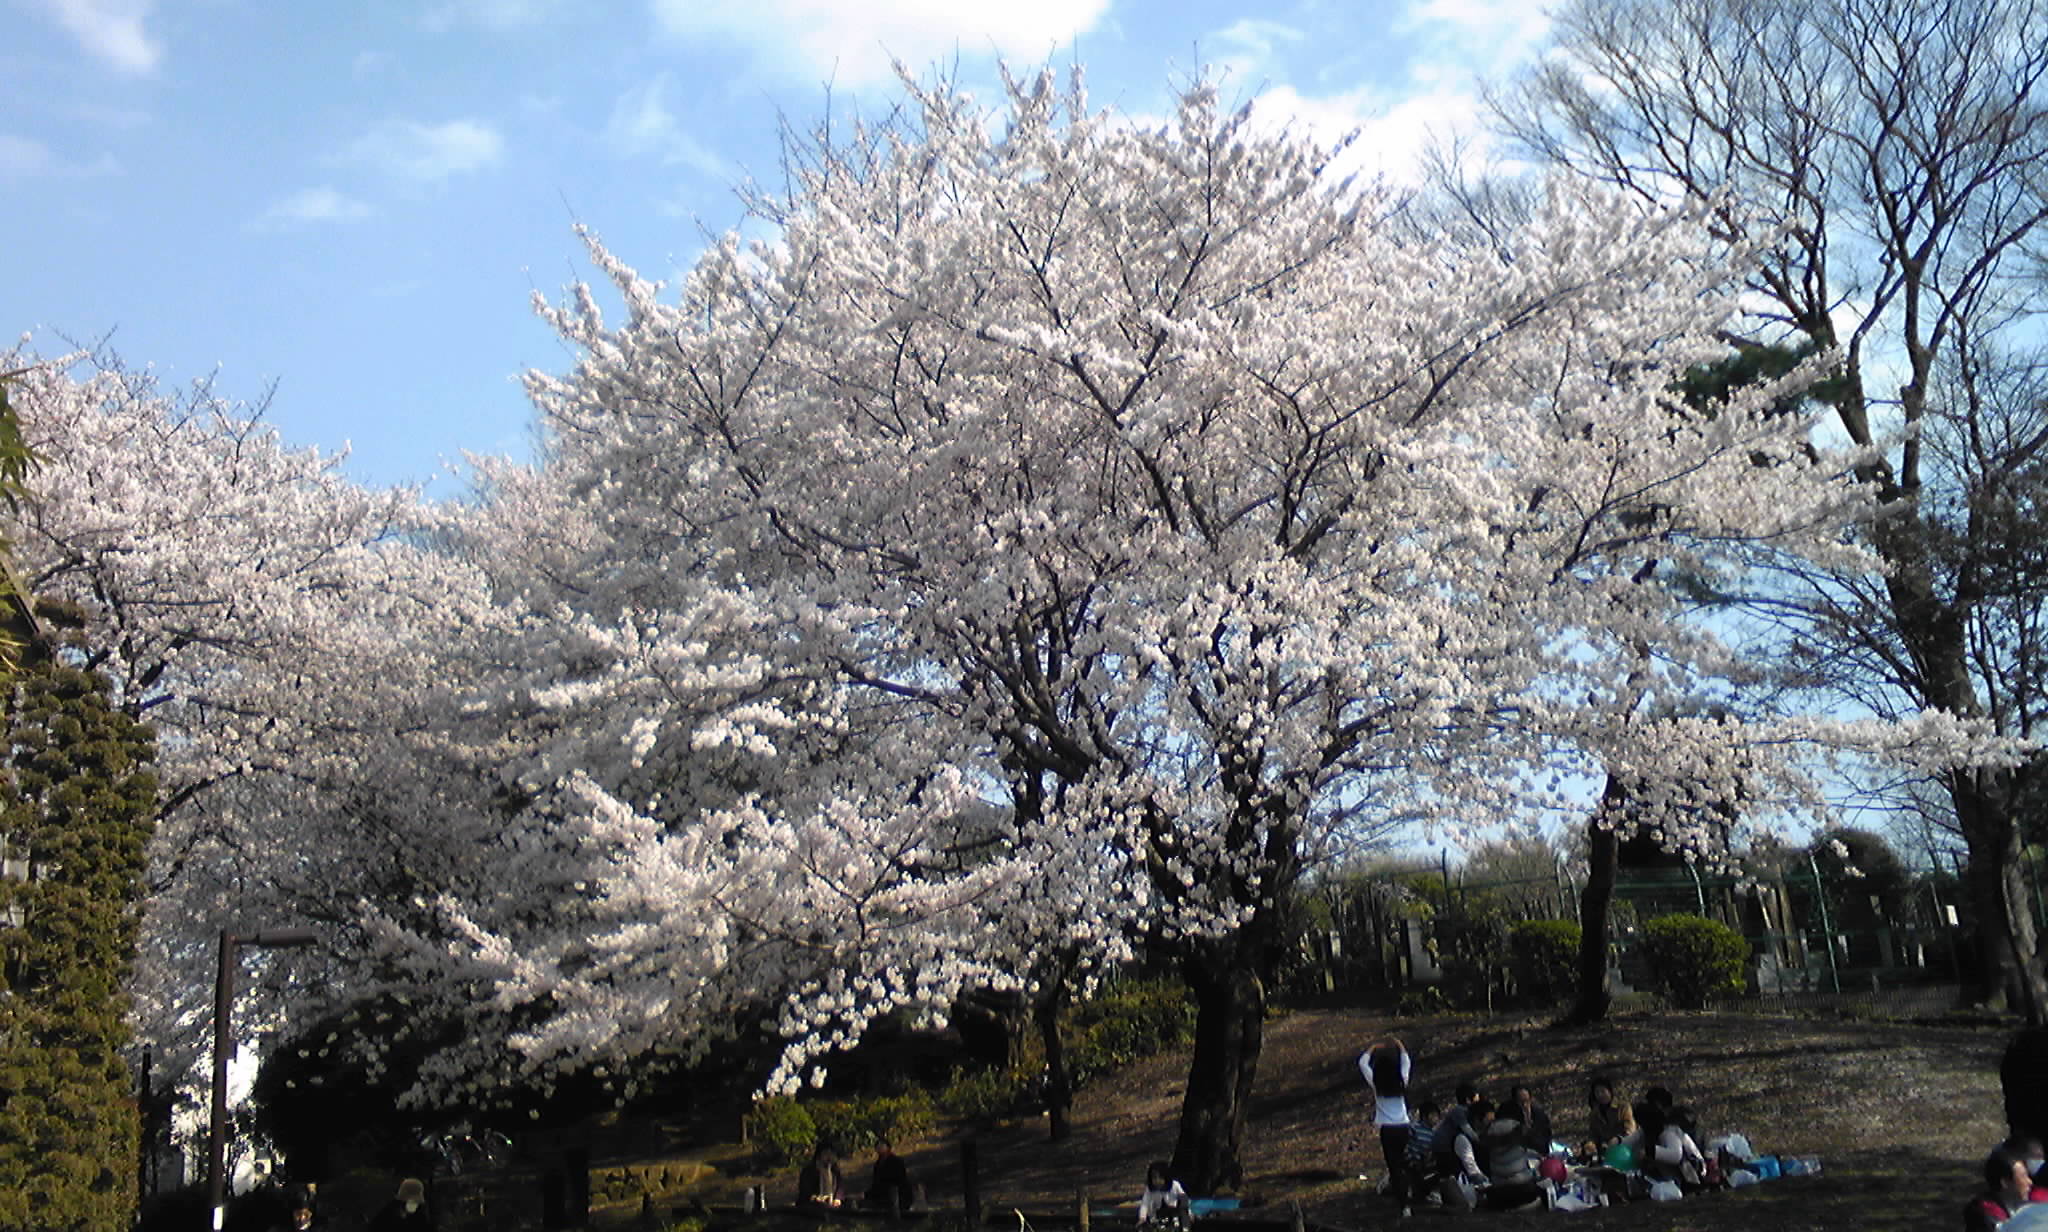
0 659 159 1232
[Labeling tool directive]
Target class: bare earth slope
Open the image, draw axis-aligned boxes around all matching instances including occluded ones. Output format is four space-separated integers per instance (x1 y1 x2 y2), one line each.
934 1008 2010 1232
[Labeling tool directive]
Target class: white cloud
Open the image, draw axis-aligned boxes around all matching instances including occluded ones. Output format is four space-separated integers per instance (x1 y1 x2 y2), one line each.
31 0 160 74
1209 18 1305 83
648 0 1111 86
1399 0 1551 78
604 77 728 180
1245 83 1488 187
341 119 505 184
255 186 375 229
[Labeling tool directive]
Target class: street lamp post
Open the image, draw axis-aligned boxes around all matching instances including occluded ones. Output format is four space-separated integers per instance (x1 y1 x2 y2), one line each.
208 927 318 1232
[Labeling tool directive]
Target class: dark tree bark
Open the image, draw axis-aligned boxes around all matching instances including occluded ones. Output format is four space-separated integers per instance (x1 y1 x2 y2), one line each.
1169 934 1266 1195
1566 778 1625 1026
1034 984 1074 1142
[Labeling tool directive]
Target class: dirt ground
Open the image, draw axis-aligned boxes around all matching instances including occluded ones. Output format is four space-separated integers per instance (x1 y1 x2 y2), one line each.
879 1006 2014 1232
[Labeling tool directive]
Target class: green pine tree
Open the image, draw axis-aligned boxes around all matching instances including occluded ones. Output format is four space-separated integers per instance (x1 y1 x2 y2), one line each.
0 661 159 1232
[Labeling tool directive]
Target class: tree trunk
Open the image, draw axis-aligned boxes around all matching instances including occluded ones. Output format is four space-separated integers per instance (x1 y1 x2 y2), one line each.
1169 937 1265 1195
1565 776 1624 1026
1035 986 1074 1142
1955 766 2046 1023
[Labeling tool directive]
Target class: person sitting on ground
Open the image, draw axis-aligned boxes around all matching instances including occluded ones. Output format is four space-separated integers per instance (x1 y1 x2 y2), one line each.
798 1145 845 1210
1585 1076 1633 1158
1643 1105 1708 1188
1435 1098 1495 1212
2001 1136 2048 1203
1634 1085 1676 1147
1480 1100 1546 1210
863 1138 917 1213
1437 1080 1482 1143
368 1179 433 1232
1138 1161 1191 1228
1510 1084 1553 1154
1966 1145 2036 1232
1404 1097 1443 1204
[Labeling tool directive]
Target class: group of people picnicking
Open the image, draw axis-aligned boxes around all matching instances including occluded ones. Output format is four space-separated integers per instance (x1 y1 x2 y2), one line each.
798 1139 922 1215
1356 1036 1780 1217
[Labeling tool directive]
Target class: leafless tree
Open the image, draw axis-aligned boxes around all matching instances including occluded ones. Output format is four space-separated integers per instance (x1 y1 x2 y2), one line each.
1497 0 2048 1016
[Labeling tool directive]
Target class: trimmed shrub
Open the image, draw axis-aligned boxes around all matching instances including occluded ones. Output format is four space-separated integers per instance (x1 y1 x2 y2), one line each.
1637 914 1748 1009
1509 919 1581 1005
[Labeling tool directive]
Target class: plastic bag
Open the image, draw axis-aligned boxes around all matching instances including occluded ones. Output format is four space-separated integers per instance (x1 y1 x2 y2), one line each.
1727 1169 1759 1188
1648 1180 1684 1202
1781 1156 1822 1177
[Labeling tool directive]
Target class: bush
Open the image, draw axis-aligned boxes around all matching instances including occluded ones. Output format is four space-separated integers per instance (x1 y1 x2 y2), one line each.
750 1097 817 1165
1637 914 1749 1009
936 1068 1025 1121
1066 980 1195 1086
1509 920 1581 1005
755 1088 936 1163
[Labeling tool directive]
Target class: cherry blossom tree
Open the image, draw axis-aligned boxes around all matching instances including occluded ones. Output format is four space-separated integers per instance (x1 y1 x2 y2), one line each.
0 344 1032 1118
521 69 1967 1189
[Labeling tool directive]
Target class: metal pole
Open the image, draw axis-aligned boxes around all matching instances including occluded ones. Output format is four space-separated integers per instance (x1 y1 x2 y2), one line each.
208 931 237 1232
1807 852 1841 994
204 928 316 1232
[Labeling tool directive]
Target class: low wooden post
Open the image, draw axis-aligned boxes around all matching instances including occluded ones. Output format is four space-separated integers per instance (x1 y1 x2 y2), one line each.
1078 1189 1091 1232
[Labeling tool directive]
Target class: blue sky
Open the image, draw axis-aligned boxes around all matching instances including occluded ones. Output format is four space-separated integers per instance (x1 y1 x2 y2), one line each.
4 0 1549 491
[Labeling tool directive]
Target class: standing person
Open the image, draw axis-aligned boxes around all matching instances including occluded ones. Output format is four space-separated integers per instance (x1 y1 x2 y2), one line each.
368 1178 434 1232
1358 1037 1414 1213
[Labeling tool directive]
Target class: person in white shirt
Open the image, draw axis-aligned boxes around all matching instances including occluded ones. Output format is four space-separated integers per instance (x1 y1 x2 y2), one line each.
1359 1037 1414 1210
1138 1161 1190 1228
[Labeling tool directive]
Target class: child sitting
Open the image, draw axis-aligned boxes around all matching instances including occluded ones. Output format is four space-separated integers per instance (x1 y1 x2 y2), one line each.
1138 1161 1191 1229
1403 1098 1443 1210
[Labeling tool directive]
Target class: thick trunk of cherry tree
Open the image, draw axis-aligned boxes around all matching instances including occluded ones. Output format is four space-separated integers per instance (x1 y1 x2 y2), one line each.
1034 987 1074 1142
1954 767 2046 1023
1878 511 2046 1023
1566 780 1624 1026
1169 933 1267 1195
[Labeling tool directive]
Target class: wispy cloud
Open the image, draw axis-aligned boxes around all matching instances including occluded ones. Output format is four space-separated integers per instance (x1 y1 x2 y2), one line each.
340 118 505 184
255 186 375 229
648 0 1111 87
1398 0 1551 79
30 0 161 74
1209 18 1304 85
0 133 120 178
604 77 728 180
